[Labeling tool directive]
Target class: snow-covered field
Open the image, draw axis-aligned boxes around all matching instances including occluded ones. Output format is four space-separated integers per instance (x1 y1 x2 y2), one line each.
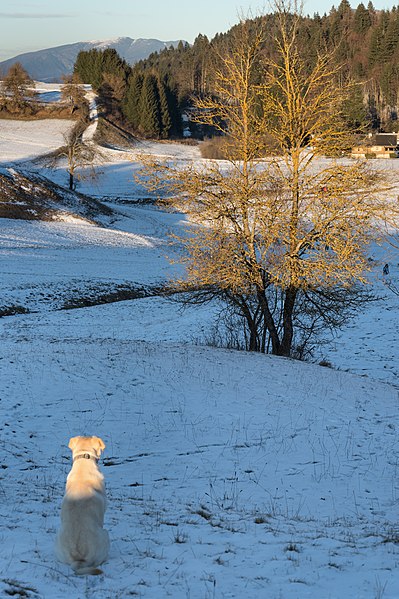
0 119 74 162
0 117 398 598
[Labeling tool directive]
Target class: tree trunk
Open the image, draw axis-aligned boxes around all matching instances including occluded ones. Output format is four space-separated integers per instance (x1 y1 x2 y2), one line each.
279 286 298 357
236 296 259 352
257 289 281 355
69 171 74 191
248 321 259 351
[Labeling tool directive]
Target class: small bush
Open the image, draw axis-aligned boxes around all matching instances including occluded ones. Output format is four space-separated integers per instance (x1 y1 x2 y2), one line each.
195 507 212 521
174 531 188 544
200 137 229 160
254 516 268 524
285 542 300 553
319 359 333 368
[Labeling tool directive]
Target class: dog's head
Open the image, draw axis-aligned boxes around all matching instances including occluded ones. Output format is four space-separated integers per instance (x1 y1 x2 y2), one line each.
68 436 106 458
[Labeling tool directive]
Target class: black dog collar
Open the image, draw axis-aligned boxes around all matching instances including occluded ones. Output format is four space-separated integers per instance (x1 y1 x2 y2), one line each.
73 453 99 464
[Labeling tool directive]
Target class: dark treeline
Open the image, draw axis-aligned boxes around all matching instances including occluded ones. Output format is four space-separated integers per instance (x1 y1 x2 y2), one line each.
74 47 181 138
74 2 399 138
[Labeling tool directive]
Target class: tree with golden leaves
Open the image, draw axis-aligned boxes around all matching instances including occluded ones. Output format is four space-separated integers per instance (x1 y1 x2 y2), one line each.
1 62 36 112
138 4 396 357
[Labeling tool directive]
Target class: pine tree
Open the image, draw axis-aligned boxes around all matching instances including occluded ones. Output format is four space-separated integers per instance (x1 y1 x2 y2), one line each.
367 1 376 20
337 0 352 21
342 84 368 130
354 3 372 33
165 81 182 137
381 10 399 61
381 63 399 107
192 34 211 95
157 77 172 138
123 72 144 130
368 14 388 64
139 73 162 138
74 49 103 87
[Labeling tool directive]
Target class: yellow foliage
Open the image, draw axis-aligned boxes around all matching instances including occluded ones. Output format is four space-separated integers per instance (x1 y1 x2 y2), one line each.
136 4 398 356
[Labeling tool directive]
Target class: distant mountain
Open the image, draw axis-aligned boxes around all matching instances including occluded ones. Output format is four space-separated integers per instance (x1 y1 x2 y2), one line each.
0 38 184 82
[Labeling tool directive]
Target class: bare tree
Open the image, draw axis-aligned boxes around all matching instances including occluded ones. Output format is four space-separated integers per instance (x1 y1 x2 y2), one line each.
101 72 127 102
50 121 102 191
60 74 88 115
137 5 397 357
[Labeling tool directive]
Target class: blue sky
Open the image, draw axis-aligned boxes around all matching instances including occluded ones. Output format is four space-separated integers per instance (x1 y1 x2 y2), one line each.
0 0 397 61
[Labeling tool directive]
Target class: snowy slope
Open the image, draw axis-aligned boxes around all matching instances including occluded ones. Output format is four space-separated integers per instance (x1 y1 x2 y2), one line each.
0 313 398 599
0 118 398 598
0 119 74 163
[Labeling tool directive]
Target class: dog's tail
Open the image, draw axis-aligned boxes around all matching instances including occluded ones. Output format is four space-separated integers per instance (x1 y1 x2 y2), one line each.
72 561 103 576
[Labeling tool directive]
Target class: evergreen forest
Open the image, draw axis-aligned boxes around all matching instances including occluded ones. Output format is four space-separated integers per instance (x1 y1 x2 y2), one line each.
73 2 399 139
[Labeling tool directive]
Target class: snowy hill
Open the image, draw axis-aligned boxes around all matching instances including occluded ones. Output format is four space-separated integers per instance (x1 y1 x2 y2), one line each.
0 37 184 82
0 118 398 597
1 315 398 599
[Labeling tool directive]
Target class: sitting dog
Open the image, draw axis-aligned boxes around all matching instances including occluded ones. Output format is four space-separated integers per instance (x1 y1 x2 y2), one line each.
55 435 109 575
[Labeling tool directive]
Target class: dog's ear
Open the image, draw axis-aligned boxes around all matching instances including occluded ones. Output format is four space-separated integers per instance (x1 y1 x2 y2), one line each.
68 436 80 451
93 436 106 455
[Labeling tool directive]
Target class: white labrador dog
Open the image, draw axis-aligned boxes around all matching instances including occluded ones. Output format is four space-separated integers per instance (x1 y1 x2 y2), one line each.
55 436 109 575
